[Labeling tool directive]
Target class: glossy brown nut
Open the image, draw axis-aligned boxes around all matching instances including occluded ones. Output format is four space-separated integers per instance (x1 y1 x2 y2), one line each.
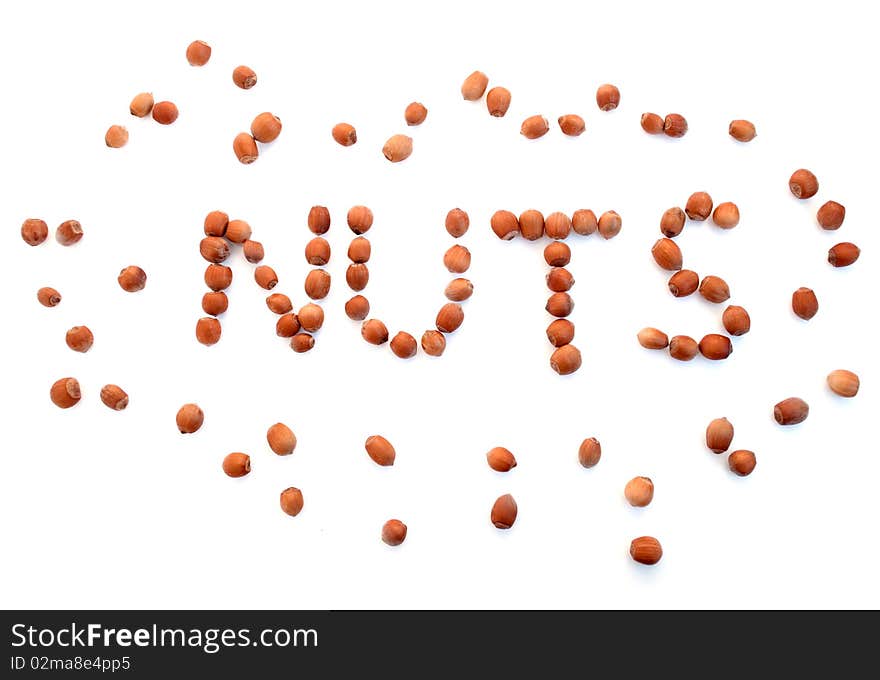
222 453 251 477
546 292 574 318
290 333 315 353
491 494 518 529
774 397 809 425
668 270 698 297
685 192 713 221
275 313 300 337
420 330 446 356
267 423 297 455
195 317 221 345
50 377 81 409
660 207 685 237
65 326 94 353
186 40 211 66
404 102 427 126
722 306 751 336
117 265 147 292
243 240 264 263
266 293 293 315
571 209 597 236
624 476 654 507
728 450 756 476
332 123 357 146
546 268 574 292
546 319 575 347
200 236 230 263
305 237 331 266
597 211 622 239
550 344 581 375
651 238 683 271
641 112 664 134
152 101 178 124
297 304 324 332
56 220 83 246
461 70 489 100
305 269 332 299
382 519 407 545
130 92 154 117
669 335 698 361
699 276 730 304
789 169 818 199
630 536 663 565
361 319 389 345
712 202 740 228
791 287 818 320
104 125 128 148
21 218 49 245
37 287 62 307
828 242 860 268
698 334 733 360
347 237 371 263
817 201 845 230
347 206 373 234
443 245 471 273
729 119 756 142
100 384 129 411
345 264 369 291
558 114 585 136
204 264 232 291
176 404 203 433
578 438 601 468
345 295 370 321
436 303 464 333
445 208 469 237
254 265 278 290
637 327 668 350
663 114 687 138
545 212 572 240
251 112 282 143
596 84 620 111
520 115 550 139
518 209 544 241
308 206 331 234
827 370 860 398
365 435 396 466
487 447 517 472
486 87 511 116
490 210 519 240
233 133 258 164
445 278 474 301
390 331 418 359
204 210 228 237
232 65 257 89
544 241 571 267
706 418 734 453
280 487 304 516
383 134 413 163
225 219 252 243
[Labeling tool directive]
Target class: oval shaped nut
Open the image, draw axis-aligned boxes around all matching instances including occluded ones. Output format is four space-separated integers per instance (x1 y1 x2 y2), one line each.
200 236 230 263
233 132 258 164
637 327 668 350
345 295 370 321
275 313 300 337
297 303 324 332
792 287 818 320
660 207 686 237
345 264 369 291
487 447 517 472
668 270 699 297
290 333 315 353
597 210 622 239
596 84 620 111
50 377 81 409
545 212 572 240
225 219 252 243
129 92 154 117
383 134 413 162
624 477 654 507
546 292 574 318
461 70 489 100
420 330 446 357
254 265 278 290
486 86 511 116
443 244 471 273
445 278 474 301
827 369 860 398
186 40 211 66
232 65 257 89
21 218 49 246
669 335 698 361
558 114 585 136
347 205 373 234
520 115 550 139
382 519 407 546
361 319 389 345
699 275 730 304
118 265 147 292
712 202 740 229
774 397 809 425
550 344 582 375
251 112 282 143
663 113 688 138
546 319 575 347
56 219 83 246
205 264 233 291
641 112 665 134
176 403 204 433
267 423 297 455
305 269 332 299
685 192 713 221
307 206 331 234
546 268 575 292
305 237 331 265
222 452 251 478
365 435 396 466
789 169 818 199
518 209 545 240
630 536 663 565
490 210 519 240
436 303 464 333
698 334 733 360
280 487 304 517
390 331 418 359
152 101 179 124
445 208 470 237
196 317 222 345
722 305 751 336
729 119 756 142
332 123 357 147
100 384 129 411
65 326 94 353
404 102 428 126
104 125 128 148
544 242 571 267
817 201 845 230
38 287 62 307
651 238 683 271
348 237 371 263
491 494 518 529
204 210 228 237
571 209 598 236
728 450 757 476
828 242 860 268
706 417 734 453
578 437 601 468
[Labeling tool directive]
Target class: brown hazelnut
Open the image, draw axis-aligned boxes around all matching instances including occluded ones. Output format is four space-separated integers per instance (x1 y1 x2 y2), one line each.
637 327 669 350
37 287 61 307
104 125 128 148
383 134 413 162
597 210 622 239
204 210 228 237
232 65 257 89
305 269 332 299
578 438 602 468
596 84 620 111
827 369 860 398
728 450 756 476
365 435 396 466
267 423 297 455
791 287 818 320
361 319 389 345
828 242 860 268
347 237 371 263
56 220 83 246
117 265 147 292
663 113 688 138
545 212 572 240
251 112 282 143
660 207 686 237
651 238 683 271
698 334 733 360
722 306 751 336
669 335 698 361
491 494 518 529
624 476 654 507
487 447 517 472
390 331 418 359
185 40 211 66
196 317 221 345
254 265 278 290
243 240 264 263
445 208 470 237
712 202 740 228
305 237 331 266
490 210 519 240
436 303 464 333
550 344 582 375
546 268 574 292
65 326 93 353
290 333 315 353
21 218 48 246
685 192 713 220
280 487 304 516
345 295 370 321
202 291 228 316
546 318 575 346
50 377 81 409
276 313 300 337
347 206 373 234
308 206 331 234
558 114 586 136
176 403 203 433
668 270 699 297
152 101 178 125
204 264 232 291
817 201 845 230
225 219 252 243
382 519 407 546
774 397 809 425
571 209 598 236
421 330 446 356
129 92 154 117
297 303 324 332
521 115 550 139
461 70 489 100
518 209 545 241
544 241 571 267
641 112 664 134
233 133 258 164
630 536 663 565
332 123 357 146
546 292 574 318
789 169 818 199
200 236 230 263
345 264 369 291
404 102 428 125
486 87 511 116
100 384 129 411
266 293 293 315
729 119 756 142
443 244 471 273
445 278 474 301
222 452 251 477
706 417 734 453
699 275 730 303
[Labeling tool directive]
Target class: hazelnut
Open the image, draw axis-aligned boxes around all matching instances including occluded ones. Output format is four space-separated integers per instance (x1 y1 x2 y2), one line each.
596 84 620 110
382 519 407 546
151 101 178 125
445 208 469 237
699 275 730 303
383 134 413 162
624 476 654 507
243 240 264 263
685 192 713 221
176 403 203 433
186 40 211 66
487 447 517 472
443 244 471 273
345 295 370 321
105 125 128 148
546 268 574 292
486 87 511 116
597 210 622 239
365 435 396 466
390 331 418 359
251 112 282 143
827 369 860 398
637 327 669 350
706 417 734 453
571 209 598 236
546 292 574 318
641 112 664 134
196 317 221 345
550 344 582 375
461 70 489 100
421 330 446 356
129 92 154 117
361 319 389 345
21 218 48 246
791 287 818 320
305 237 331 266
204 264 232 291
722 305 751 336
828 242 860 268
266 293 293 315
546 318 575 346
521 115 550 139
200 236 230 263
204 210 228 237
669 335 698 361
305 269 332 299
578 438 602 468
729 119 756 142
663 113 688 138
225 219 252 243
651 238 683 271
254 265 278 290
280 487 304 516
332 123 357 146
65 326 94 353
518 209 545 241
789 169 818 199
50 377 81 409
445 278 474 302
118 265 147 292
276 314 300 337
346 237 371 264
668 270 699 297
37 287 62 307
404 102 428 126
267 423 297 455
544 241 571 267
233 133 258 164
774 397 809 425
222 452 251 478
100 384 129 411
347 206 373 234
817 201 845 230
660 207 686 237
558 114 586 136
297 303 324 332
545 212 572 240
202 291 228 316
491 494 518 529
345 264 369 291
630 536 663 565
308 206 331 234
712 202 740 229
699 334 733 360
290 333 315 353
436 303 464 333
232 65 257 89
490 210 519 240
56 220 83 246
728 450 756 476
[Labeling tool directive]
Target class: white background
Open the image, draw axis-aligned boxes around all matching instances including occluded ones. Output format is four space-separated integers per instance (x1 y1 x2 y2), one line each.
1 0 877 609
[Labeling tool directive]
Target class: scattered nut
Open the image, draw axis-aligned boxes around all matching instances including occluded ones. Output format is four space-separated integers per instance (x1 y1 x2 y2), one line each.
699 275 730 304
789 169 818 199
50 377 81 409
445 278 474 301
578 438 602 468
630 536 663 565
118 265 147 292
280 487 304 516
362 319 389 345
290 333 315 353
596 84 620 111
712 202 740 228
828 242 860 268
729 119 756 142
186 40 211 66
232 65 257 89
305 269 332 299
56 220 83 246
152 101 178 125
637 327 669 350
486 87 511 116
65 326 94 353
195 317 222 345
225 219 252 243
668 270 699 297
817 201 845 230
550 344 582 375
345 295 370 321
404 102 428 125
382 519 407 546
276 314 300 337
347 206 373 234
222 452 251 477
722 305 750 336
390 331 418 359
176 403 204 433
669 335 698 361
421 330 446 356
791 287 818 320
332 123 357 146
624 476 654 507
487 447 517 472
706 418 734 453
129 92 154 117
827 369 859 398
685 192 713 220
641 112 664 134
663 114 687 138
254 265 278 290
436 303 464 333
243 240 264 263
521 115 550 139
100 384 129 411
728 450 756 476
365 435 396 466
546 319 575 346
251 112 282 143
21 218 48 246
652 238 683 271
105 125 128 148
267 423 297 455
774 397 809 425
445 208 470 237
558 114 586 136
37 287 61 307
461 70 489 100
202 291 228 316
233 132 258 164
266 293 292 315
698 334 733 360
383 134 413 162
443 244 471 273
660 207 685 237
204 210 228 237
491 494 518 529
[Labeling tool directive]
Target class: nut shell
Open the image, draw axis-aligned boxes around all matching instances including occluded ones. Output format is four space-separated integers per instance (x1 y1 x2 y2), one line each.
332 123 357 146
637 327 668 350
546 268 574 292
686 192 713 221
50 377 81 409
280 487 304 516
267 423 297 455
445 208 470 237
699 275 730 304
668 270 699 297
827 369 859 398
305 269 332 299
129 92 154 117
546 292 574 318
361 319 389 345
383 134 413 162
641 112 664 134
421 330 446 356
251 112 282 143
390 331 418 359
558 114 586 136
347 237 371 263
305 237 331 266
176 403 204 433
233 133 258 164
290 333 315 353
254 265 278 290
624 477 654 507
520 115 550 139
297 303 324 332
817 201 845 230
347 206 373 234
728 450 757 476
186 40 211 66
222 452 251 478
630 536 663 565
774 397 809 425
117 265 147 292
550 344 582 375
100 384 129 411
828 242 860 268
491 494 518 529
365 435 396 466
578 438 601 468
232 65 257 89
56 220 83 246
461 70 489 100
404 102 427 126
152 101 178 125
712 202 740 229
698 334 733 360
345 295 370 321
21 218 48 246
596 84 620 111
597 210 622 239
518 209 545 240
546 319 575 347
345 264 369 291
195 317 222 345
382 519 407 546
37 287 62 307
490 210 519 240
669 335 698 361
445 278 474 301
443 245 471 273
65 326 94 353
200 236 230 263
660 207 685 237
652 238 683 271
545 212 572 240
706 418 734 453
105 125 128 148
436 303 464 333
487 447 517 472
204 210 228 237
789 169 818 199
663 114 687 138
571 209 598 236
791 287 818 320
722 306 751 336
308 206 331 234
544 242 571 267
204 264 232 291
729 119 756 142
243 240 264 263
486 87 511 116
